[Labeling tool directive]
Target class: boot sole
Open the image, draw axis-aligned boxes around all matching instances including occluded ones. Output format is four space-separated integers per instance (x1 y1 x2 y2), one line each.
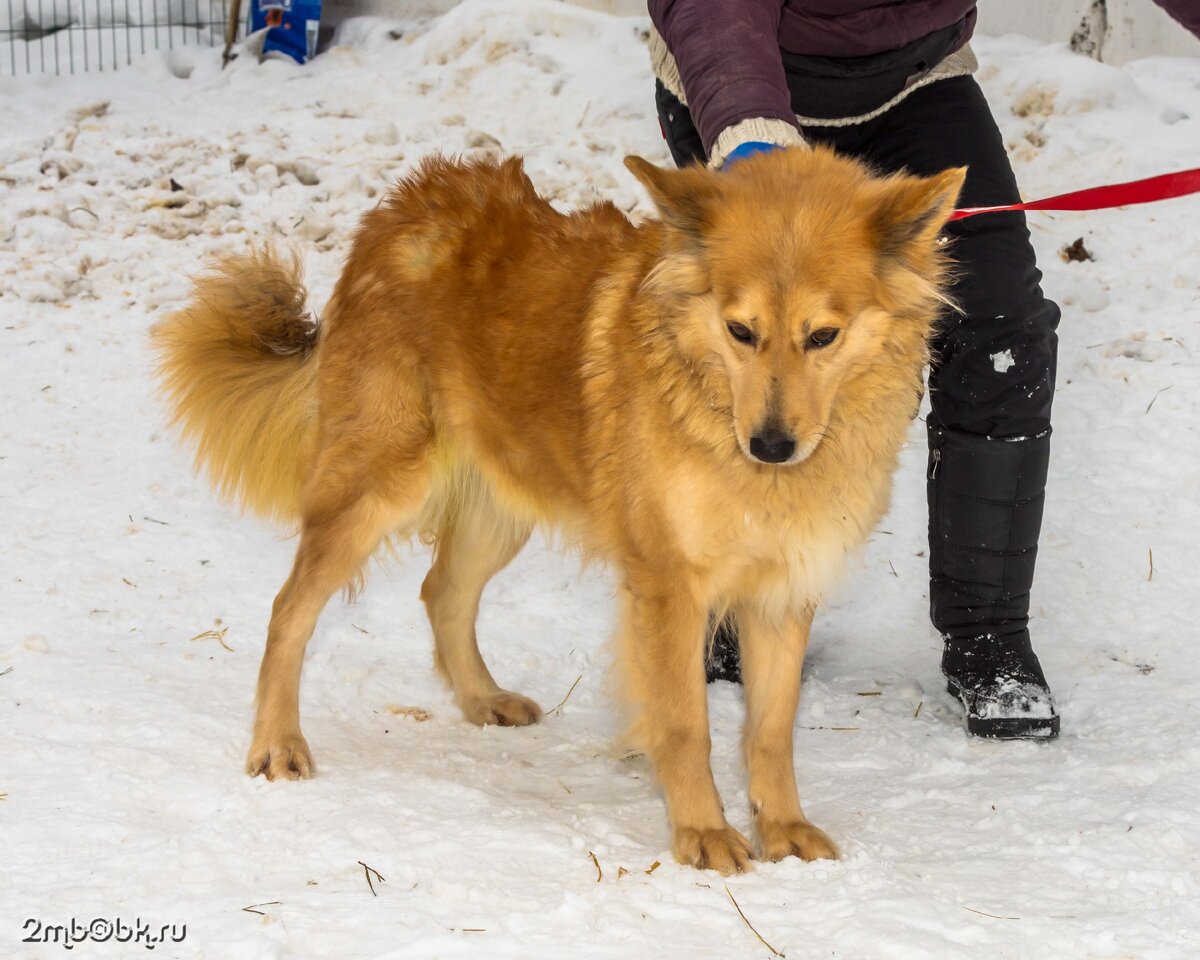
945 681 1060 740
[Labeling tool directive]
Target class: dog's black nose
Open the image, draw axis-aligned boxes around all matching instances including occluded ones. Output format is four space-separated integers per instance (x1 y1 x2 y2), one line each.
749 427 796 464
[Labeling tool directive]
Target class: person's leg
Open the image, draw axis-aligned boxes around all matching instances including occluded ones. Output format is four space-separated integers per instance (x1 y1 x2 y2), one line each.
825 76 1060 738
655 80 708 167
846 77 1057 441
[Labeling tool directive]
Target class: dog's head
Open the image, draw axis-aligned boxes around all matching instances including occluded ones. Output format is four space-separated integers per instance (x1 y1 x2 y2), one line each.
626 148 965 466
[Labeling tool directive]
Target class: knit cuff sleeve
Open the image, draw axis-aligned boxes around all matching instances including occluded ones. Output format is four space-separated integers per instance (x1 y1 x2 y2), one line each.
709 118 807 169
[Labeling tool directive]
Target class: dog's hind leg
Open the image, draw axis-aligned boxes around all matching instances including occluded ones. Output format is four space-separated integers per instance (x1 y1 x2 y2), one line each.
246 442 433 781
738 604 838 862
420 493 539 727
618 573 753 874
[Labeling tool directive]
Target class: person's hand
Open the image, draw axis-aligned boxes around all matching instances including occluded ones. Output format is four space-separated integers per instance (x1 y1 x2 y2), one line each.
722 141 780 169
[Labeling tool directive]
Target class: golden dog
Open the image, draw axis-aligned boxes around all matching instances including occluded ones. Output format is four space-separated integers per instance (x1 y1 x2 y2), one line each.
154 148 963 873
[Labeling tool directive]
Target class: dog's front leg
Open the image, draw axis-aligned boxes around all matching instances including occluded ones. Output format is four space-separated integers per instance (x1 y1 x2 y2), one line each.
619 574 752 874
738 603 839 862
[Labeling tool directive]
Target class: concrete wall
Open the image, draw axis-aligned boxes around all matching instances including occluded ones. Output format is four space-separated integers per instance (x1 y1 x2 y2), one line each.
976 0 1200 64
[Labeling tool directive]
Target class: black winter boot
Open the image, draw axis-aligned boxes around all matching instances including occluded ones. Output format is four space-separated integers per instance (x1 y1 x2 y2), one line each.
928 423 1059 739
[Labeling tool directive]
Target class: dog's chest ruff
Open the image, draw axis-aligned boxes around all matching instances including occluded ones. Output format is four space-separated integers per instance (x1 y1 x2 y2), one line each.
662 461 880 610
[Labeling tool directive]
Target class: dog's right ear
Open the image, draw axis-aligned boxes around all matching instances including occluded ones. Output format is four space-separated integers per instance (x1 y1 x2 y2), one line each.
872 166 967 266
624 156 719 240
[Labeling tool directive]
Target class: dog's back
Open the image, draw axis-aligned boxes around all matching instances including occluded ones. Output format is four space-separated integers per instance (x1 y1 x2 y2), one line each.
317 156 650 528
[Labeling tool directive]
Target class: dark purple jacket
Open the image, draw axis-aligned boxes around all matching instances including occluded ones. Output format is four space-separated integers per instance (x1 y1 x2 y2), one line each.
650 0 1200 158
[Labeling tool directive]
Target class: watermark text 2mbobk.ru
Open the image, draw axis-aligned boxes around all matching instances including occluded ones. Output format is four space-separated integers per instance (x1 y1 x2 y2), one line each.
22 917 186 951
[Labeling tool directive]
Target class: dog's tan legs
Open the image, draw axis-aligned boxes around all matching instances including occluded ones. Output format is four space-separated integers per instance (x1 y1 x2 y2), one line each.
420 499 539 726
738 604 838 862
246 453 431 781
619 578 752 874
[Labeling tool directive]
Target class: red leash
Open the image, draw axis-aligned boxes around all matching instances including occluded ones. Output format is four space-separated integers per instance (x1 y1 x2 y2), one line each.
950 166 1200 220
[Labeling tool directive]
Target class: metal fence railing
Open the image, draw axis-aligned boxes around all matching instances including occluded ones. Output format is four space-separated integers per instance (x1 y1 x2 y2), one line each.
1 0 249 75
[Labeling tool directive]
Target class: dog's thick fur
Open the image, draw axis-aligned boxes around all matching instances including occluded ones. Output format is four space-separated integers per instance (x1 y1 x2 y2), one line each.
154 148 963 874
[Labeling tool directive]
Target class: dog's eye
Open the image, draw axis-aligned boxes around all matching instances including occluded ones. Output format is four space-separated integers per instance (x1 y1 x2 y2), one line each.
726 322 756 346
809 328 839 348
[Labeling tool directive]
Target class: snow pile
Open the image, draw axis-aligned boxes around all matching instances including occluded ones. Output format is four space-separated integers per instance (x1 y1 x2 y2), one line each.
2 5 1200 958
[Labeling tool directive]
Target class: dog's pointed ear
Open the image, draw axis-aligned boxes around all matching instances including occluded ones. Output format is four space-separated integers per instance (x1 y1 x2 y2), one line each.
874 166 967 264
625 155 719 239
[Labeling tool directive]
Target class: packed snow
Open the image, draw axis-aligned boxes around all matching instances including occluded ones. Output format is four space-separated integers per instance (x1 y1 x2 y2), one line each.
991 349 1016 373
2 2 1200 957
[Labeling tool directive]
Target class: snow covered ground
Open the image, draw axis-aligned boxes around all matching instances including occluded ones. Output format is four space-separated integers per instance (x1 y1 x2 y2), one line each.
2 2 1199 957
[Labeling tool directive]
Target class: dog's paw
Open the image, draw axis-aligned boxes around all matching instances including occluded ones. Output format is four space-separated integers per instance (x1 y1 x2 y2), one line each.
245 730 314 781
461 690 542 728
755 818 839 862
673 825 754 875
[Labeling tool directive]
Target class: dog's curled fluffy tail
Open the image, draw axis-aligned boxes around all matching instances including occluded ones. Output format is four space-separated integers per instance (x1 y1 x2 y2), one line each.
152 248 319 523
